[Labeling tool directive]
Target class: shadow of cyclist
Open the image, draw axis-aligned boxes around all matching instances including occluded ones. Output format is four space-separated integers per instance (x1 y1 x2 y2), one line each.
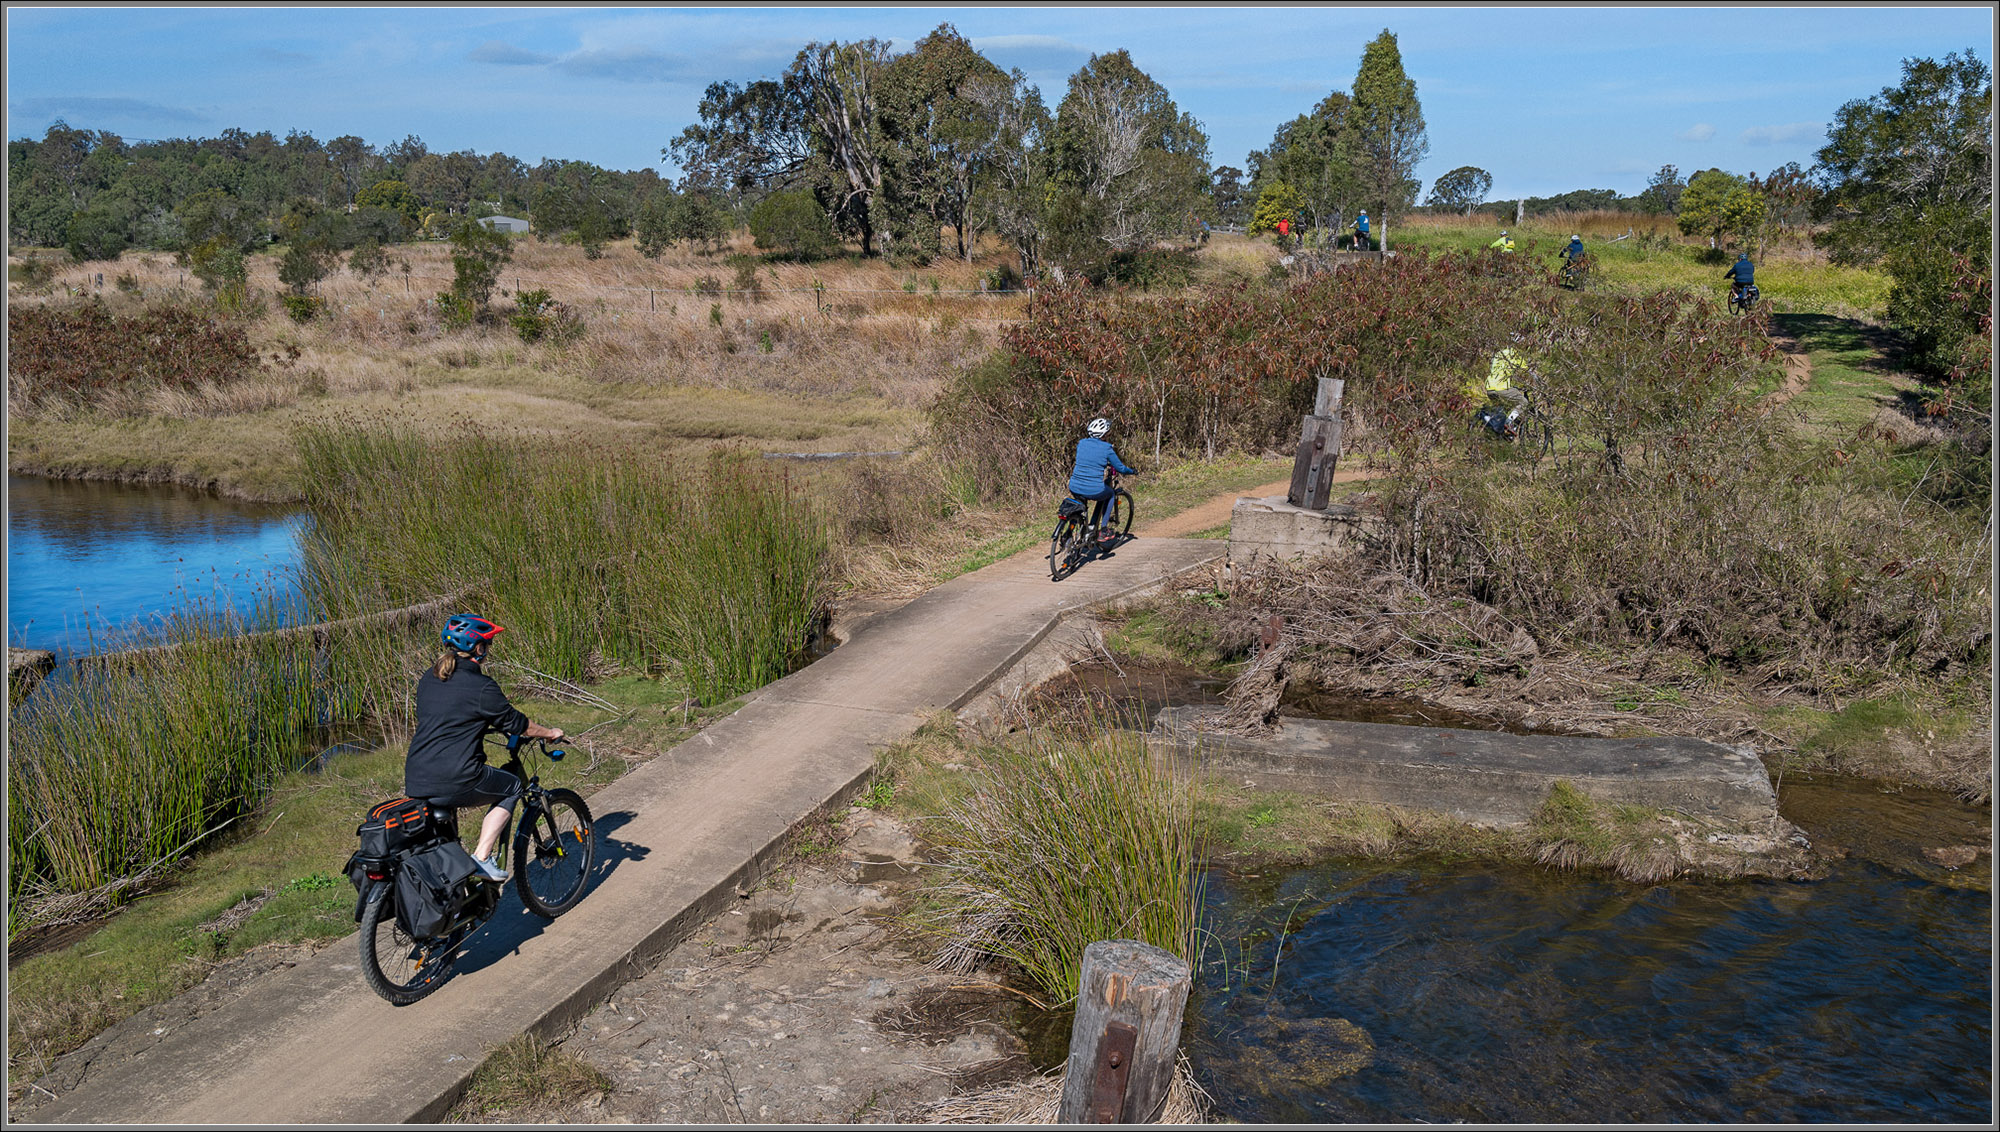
442 809 650 979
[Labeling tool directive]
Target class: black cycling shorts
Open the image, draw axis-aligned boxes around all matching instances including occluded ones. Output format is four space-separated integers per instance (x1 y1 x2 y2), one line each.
424 764 522 814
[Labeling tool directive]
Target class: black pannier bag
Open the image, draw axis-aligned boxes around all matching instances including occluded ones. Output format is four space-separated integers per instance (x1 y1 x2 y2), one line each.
392 840 482 939
344 797 438 897
1058 497 1088 519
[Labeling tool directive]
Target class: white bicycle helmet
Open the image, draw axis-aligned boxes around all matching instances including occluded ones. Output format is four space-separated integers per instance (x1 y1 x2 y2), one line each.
1086 418 1111 439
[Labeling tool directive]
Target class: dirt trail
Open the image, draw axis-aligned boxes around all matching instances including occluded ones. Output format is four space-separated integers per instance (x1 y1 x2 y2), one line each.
1762 349 1814 413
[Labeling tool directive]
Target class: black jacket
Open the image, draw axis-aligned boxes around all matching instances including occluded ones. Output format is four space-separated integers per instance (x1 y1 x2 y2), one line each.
404 659 529 799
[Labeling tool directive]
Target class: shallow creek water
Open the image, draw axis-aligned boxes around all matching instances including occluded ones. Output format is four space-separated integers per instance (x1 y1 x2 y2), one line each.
1034 659 1994 1124
6 474 305 656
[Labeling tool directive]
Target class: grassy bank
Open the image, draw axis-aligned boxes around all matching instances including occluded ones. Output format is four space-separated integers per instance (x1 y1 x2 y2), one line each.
1389 213 1893 320
6 235 1003 501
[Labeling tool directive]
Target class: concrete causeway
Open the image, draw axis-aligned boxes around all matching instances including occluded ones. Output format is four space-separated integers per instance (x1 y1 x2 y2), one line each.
21 537 1225 1125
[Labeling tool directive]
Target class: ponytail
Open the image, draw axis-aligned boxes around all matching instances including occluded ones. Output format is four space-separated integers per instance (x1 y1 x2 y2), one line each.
434 652 458 681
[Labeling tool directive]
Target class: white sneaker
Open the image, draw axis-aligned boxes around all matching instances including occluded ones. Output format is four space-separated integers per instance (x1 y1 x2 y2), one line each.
474 855 510 882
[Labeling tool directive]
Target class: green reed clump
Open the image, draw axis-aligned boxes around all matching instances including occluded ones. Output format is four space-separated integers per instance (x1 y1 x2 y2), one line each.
296 421 832 707
5 597 392 909
912 723 1204 1007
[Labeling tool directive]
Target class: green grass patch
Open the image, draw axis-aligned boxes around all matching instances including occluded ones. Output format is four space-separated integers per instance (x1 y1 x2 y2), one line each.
1765 693 1974 771
1390 222 1892 320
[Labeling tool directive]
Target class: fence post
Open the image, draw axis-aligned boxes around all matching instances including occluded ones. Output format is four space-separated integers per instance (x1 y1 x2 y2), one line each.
1287 377 1345 510
1055 940 1190 1124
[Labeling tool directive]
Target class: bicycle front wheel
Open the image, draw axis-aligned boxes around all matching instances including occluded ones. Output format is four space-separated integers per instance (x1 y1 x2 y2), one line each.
514 788 595 918
1104 490 1134 541
1520 410 1555 462
359 882 455 1004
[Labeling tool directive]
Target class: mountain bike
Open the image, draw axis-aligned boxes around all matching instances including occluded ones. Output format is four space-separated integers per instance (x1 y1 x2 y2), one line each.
1048 472 1134 581
1727 282 1760 314
1471 395 1554 462
351 734 595 1005
1559 253 1590 289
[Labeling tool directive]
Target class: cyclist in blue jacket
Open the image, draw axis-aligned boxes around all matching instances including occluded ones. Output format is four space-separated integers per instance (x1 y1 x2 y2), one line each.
1724 252 1756 302
1068 418 1136 542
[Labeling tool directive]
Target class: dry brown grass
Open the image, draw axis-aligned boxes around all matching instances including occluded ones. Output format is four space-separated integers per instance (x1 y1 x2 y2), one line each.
7 236 1038 499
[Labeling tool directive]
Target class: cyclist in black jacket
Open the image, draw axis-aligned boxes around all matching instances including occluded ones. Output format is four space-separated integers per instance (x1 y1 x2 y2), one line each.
405 614 565 881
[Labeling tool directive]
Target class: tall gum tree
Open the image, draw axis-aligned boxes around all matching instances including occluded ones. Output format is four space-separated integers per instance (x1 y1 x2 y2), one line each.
1052 50 1212 254
1349 29 1427 250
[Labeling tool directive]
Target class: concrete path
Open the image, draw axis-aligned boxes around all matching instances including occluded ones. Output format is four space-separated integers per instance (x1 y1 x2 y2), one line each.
23 536 1224 1125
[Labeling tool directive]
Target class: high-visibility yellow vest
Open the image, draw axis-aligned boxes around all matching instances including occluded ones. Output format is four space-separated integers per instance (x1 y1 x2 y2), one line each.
1487 348 1526 392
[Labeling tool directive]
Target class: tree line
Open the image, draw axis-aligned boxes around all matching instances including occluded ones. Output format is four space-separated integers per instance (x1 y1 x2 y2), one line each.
9 31 1986 380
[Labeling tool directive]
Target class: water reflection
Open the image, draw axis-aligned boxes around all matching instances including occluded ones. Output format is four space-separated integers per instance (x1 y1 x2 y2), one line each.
7 475 305 656
1193 849 1991 1123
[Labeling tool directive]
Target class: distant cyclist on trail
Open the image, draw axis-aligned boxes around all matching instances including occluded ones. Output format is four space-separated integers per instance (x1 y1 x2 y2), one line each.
1490 229 1516 254
1354 210 1371 250
405 615 566 883
1561 234 1585 264
1724 252 1756 301
1068 418 1137 543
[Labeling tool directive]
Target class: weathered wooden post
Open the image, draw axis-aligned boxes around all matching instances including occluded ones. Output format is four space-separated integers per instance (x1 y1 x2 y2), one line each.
1286 377 1345 511
1056 940 1191 1124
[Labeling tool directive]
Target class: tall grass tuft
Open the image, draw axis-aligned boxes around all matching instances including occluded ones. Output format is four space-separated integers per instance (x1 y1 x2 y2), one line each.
295 420 832 707
5 595 419 913
913 721 1204 1007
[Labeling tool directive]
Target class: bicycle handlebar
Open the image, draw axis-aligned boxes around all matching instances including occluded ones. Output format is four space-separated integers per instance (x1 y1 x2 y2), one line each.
495 731 567 762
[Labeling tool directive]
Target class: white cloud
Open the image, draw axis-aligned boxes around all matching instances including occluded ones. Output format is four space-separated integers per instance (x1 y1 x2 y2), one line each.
972 34 1088 52
468 41 554 66
1741 122 1824 146
1677 123 1716 142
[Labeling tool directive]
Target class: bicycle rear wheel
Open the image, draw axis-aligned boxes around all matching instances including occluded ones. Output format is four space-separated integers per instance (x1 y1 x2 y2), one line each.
514 788 595 918
359 883 456 1004
1049 516 1079 580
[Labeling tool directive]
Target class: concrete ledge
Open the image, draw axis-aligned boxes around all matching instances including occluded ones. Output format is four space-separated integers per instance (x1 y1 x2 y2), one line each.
1226 496 1384 572
1151 707 1778 829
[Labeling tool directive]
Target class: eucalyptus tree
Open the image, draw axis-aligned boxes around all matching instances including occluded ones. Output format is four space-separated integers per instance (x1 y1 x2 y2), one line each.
1426 165 1492 216
1050 49 1212 253
1250 91 1358 241
880 23 1009 259
963 66 1055 276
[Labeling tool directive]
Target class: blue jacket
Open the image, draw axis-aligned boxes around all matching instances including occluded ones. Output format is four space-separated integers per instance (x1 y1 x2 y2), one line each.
1727 257 1755 284
1355 215 1370 234
1068 437 1135 497
1564 239 1584 260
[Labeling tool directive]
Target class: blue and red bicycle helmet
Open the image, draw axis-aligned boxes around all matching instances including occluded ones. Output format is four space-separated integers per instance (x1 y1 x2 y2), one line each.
442 614 505 653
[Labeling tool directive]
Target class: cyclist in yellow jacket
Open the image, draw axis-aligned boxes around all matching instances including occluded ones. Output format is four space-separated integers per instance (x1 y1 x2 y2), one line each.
1489 229 1516 254
1483 342 1531 436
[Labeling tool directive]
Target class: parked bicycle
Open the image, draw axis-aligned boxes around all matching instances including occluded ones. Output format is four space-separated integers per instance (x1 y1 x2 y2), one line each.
1049 472 1134 581
346 733 595 1005
1471 392 1555 461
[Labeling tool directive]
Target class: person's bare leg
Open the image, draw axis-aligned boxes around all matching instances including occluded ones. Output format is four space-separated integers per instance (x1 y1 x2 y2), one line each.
473 804 511 862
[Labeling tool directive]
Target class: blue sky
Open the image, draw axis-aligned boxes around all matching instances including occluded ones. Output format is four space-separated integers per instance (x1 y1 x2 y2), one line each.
5 6 1992 201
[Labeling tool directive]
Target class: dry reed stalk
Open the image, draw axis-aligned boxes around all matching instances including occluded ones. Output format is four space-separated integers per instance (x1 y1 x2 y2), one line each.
915 1053 1213 1124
